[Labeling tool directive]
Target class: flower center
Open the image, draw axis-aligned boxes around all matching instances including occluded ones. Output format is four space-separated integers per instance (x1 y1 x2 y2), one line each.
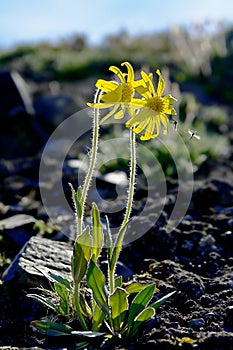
121 83 134 102
146 96 164 113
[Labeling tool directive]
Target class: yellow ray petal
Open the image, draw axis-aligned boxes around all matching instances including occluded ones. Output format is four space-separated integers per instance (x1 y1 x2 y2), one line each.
133 118 150 134
121 62 134 82
156 69 165 97
141 71 155 96
109 66 125 84
99 104 120 124
87 102 114 109
96 79 118 92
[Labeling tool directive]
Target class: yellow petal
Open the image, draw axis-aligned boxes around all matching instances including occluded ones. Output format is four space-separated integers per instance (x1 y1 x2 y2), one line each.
100 104 120 124
163 94 177 104
121 62 134 82
101 85 122 103
156 69 165 97
109 66 125 84
160 113 169 129
96 79 118 92
87 102 114 109
113 108 125 119
126 109 150 127
141 71 155 96
132 118 150 133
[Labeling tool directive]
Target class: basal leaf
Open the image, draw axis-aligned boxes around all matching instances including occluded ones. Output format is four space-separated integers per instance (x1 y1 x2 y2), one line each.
86 259 109 315
92 303 106 332
72 226 92 284
27 294 59 314
54 282 70 316
129 307 155 338
32 320 72 336
127 284 156 336
150 290 176 310
110 287 129 332
125 281 156 294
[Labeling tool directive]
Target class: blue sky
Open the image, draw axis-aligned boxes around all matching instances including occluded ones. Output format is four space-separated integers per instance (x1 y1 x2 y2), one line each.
1 0 233 48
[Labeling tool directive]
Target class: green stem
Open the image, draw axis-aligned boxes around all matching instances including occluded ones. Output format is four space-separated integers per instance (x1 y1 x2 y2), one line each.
74 283 88 330
109 129 137 293
122 129 136 229
78 89 101 235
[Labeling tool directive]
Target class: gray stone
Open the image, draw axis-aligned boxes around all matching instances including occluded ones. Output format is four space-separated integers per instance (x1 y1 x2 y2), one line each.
2 236 72 287
0 214 37 247
0 214 36 230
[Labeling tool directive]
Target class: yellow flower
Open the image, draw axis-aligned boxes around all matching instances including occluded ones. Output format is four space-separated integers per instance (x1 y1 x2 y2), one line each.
126 69 177 140
87 62 142 124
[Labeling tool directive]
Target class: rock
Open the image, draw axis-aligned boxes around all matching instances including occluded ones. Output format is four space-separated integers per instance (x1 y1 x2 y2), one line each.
2 235 72 286
0 71 44 158
0 70 34 117
0 214 36 230
0 214 37 247
189 318 205 329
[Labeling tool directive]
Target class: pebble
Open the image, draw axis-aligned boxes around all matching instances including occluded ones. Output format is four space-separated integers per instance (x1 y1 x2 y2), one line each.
189 318 205 328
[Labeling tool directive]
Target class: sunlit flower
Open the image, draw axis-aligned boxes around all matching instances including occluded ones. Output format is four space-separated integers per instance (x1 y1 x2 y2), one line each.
87 62 143 124
126 69 177 140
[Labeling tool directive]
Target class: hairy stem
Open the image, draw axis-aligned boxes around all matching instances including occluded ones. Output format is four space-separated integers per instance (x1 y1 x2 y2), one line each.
109 129 137 293
78 89 101 235
122 129 136 228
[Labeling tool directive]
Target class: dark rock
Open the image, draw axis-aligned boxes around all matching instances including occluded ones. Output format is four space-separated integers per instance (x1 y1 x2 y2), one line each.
0 214 37 246
189 318 205 329
0 70 34 117
0 71 44 158
224 305 233 329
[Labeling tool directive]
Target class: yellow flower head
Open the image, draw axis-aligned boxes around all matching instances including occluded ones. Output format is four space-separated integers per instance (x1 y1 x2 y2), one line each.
126 69 177 140
87 62 141 124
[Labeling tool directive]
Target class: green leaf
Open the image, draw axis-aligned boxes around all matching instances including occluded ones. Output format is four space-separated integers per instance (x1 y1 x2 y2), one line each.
49 271 72 292
150 290 176 310
27 294 59 314
54 282 70 316
32 320 72 336
115 275 122 288
125 282 155 294
69 183 83 218
31 267 72 292
129 307 155 338
91 203 103 262
92 302 106 331
86 259 109 315
79 291 92 319
72 226 92 284
127 284 156 336
110 287 129 332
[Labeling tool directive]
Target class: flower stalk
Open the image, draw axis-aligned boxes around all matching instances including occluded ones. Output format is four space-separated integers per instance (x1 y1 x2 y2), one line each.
78 88 102 235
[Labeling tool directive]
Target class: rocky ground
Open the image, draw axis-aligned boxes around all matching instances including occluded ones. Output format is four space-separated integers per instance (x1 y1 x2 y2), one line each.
0 71 233 349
